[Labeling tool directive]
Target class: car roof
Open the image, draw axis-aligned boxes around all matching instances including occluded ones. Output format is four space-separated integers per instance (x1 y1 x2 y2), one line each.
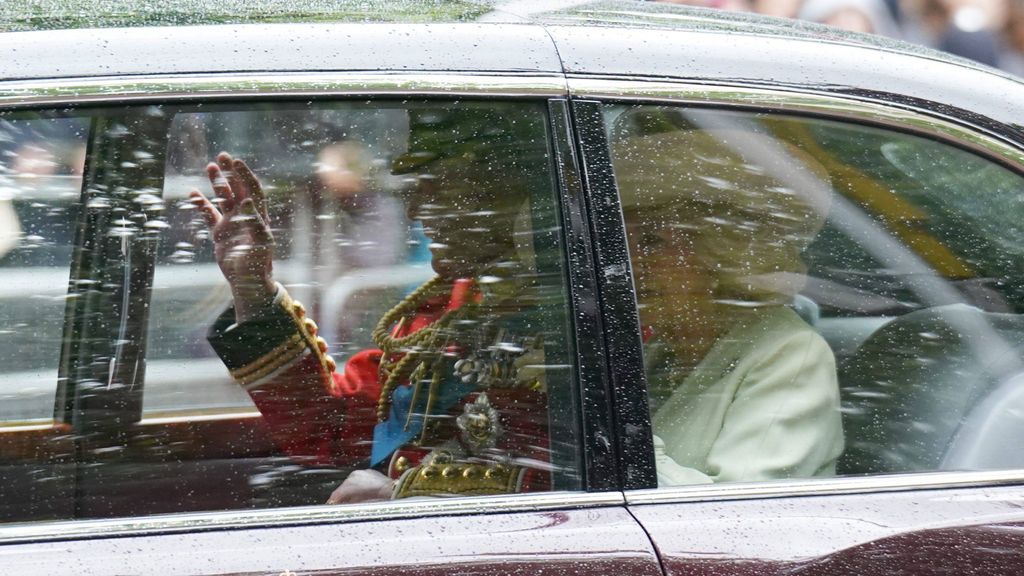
2 0 1023 141
0 0 996 66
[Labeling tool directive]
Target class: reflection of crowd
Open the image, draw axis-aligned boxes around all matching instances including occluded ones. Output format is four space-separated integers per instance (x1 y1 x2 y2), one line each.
0 128 86 262
653 0 1024 72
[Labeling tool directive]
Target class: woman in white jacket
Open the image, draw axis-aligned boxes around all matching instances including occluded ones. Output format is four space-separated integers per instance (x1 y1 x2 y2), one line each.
611 109 845 485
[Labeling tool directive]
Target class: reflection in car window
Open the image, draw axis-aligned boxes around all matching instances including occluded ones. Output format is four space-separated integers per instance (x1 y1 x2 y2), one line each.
0 114 88 423
0 100 581 523
139 98 577 510
608 107 842 485
0 113 88 523
146 106 417 416
606 104 1024 485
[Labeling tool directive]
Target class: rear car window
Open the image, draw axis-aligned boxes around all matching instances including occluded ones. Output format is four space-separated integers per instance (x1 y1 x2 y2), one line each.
605 104 1024 485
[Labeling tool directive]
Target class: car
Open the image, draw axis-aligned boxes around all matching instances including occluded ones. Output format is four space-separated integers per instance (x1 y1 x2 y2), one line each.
3 1 1024 574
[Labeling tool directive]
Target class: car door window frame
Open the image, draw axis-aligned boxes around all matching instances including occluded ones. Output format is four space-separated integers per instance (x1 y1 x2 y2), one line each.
568 76 1024 500
60 108 171 437
0 72 633 543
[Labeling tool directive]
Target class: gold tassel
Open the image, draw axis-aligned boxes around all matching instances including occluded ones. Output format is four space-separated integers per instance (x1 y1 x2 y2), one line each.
377 352 417 421
420 366 443 444
404 361 428 431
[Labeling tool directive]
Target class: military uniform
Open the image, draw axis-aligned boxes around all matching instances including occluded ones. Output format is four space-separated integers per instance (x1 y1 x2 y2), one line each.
208 276 552 498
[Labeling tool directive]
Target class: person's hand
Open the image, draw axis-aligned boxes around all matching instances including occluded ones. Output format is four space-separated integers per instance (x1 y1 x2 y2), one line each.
189 152 275 322
326 469 396 504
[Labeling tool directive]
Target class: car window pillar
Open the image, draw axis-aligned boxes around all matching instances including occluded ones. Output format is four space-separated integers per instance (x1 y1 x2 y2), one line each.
548 99 621 490
565 99 655 490
59 108 170 439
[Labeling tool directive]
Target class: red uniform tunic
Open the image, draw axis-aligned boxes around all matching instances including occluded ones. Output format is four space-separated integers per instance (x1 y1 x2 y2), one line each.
208 279 552 496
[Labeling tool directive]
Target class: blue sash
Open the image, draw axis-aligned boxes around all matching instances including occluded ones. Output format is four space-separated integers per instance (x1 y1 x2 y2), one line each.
370 372 475 467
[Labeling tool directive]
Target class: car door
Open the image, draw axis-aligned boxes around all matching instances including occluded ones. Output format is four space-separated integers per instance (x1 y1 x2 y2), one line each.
0 71 665 575
571 79 1024 575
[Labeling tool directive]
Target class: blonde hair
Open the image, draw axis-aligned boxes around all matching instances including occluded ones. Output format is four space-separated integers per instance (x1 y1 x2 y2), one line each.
613 118 832 305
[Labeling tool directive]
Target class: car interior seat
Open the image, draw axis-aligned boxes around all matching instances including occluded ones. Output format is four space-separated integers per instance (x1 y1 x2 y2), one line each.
838 303 1024 475
791 293 820 327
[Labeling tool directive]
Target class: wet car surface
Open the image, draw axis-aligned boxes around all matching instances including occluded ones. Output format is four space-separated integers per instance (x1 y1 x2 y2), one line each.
3 1 1024 575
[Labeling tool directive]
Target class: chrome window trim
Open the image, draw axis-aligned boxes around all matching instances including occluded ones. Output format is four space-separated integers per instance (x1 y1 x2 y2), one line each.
0 491 623 545
627 470 1024 505
568 76 1024 173
0 72 568 108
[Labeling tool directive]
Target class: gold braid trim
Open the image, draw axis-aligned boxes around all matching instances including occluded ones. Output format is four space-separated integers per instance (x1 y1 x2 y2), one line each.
278 288 337 389
371 276 447 350
228 286 337 390
393 462 525 498
230 333 306 386
372 276 471 423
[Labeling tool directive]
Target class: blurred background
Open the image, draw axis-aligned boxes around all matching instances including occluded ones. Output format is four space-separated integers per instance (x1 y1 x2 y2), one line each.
653 0 1024 74
5 0 1024 75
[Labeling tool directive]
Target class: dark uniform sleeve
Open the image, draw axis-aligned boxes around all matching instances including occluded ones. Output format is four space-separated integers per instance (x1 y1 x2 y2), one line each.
207 285 382 467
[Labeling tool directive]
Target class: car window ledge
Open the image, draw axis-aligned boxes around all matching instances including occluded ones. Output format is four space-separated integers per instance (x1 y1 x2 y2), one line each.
0 491 624 545
626 470 1024 505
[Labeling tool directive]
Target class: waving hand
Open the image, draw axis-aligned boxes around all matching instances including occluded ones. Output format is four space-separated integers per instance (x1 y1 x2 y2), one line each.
189 152 276 322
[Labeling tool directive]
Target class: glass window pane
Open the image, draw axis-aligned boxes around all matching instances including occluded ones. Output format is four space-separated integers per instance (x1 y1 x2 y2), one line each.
134 99 580 515
0 113 87 424
0 112 88 523
605 104 1024 485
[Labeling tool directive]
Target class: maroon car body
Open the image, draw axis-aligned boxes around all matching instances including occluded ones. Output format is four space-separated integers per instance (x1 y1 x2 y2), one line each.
3 2 1024 575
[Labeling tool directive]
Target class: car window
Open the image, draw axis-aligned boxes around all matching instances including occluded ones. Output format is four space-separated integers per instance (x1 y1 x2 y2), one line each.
605 103 1024 485
0 113 88 424
0 99 582 523
0 112 88 522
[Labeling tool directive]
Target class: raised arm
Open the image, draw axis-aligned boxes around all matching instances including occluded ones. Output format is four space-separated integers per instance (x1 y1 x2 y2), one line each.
189 151 276 322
